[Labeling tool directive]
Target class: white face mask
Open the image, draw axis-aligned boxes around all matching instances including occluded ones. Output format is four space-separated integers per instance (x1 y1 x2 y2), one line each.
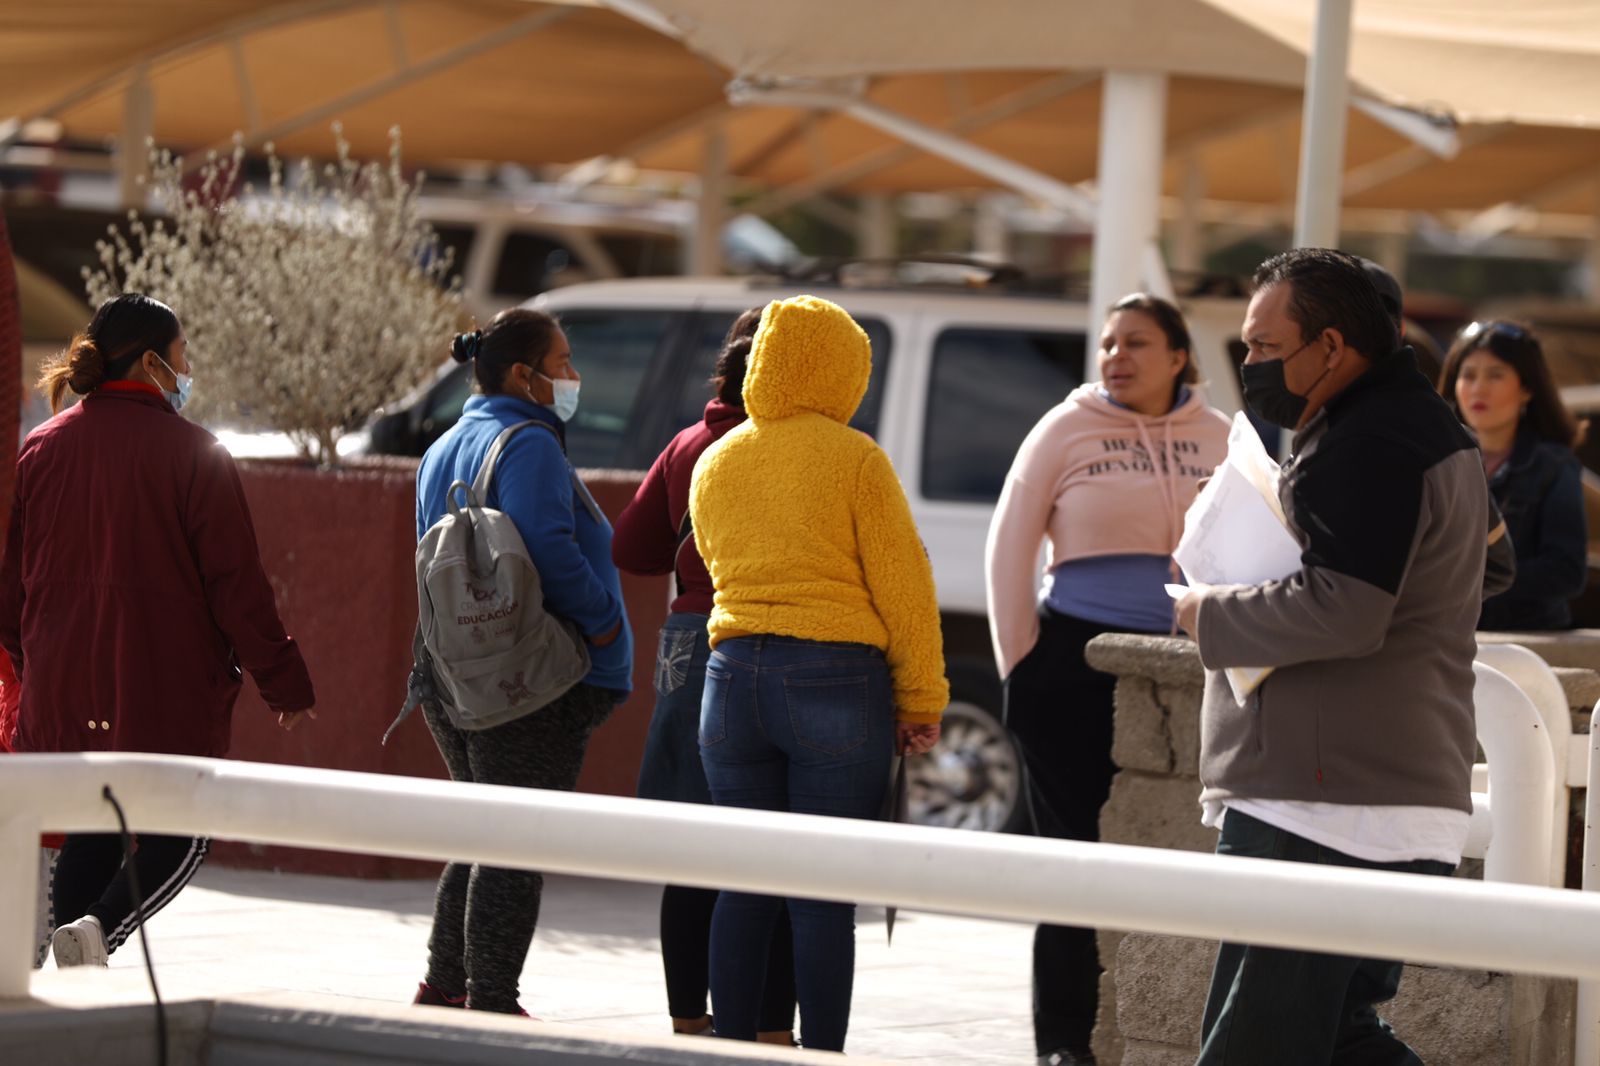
155 354 193 413
538 372 580 422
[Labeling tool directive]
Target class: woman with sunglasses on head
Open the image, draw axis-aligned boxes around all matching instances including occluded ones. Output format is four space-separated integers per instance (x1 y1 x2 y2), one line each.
1440 319 1587 630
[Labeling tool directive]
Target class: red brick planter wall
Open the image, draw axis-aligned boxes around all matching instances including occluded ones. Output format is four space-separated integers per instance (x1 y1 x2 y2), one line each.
216 457 666 878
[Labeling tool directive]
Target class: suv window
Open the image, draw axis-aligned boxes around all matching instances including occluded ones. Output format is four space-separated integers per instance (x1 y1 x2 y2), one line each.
922 327 1086 503
429 223 476 289
493 231 579 298
669 312 893 440
595 233 682 278
561 310 679 468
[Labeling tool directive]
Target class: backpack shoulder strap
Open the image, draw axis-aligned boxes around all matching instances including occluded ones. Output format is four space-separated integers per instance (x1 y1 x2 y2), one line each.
470 419 559 502
468 417 605 526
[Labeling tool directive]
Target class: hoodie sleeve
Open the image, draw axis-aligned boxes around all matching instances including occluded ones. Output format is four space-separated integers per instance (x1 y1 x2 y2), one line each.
984 409 1061 679
495 429 623 639
611 442 677 576
855 447 948 723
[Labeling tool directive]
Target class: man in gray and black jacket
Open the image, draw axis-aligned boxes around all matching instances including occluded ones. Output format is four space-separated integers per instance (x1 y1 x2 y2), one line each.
1176 248 1515 1065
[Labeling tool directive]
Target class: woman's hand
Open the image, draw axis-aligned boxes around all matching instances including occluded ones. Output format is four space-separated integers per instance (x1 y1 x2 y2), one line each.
896 721 941 756
589 621 622 647
277 707 317 731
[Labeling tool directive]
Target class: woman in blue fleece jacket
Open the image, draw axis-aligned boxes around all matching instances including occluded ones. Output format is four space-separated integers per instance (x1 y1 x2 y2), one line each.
410 307 633 1015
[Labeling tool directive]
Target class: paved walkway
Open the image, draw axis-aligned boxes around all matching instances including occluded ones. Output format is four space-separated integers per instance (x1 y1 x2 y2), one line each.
29 865 1038 1064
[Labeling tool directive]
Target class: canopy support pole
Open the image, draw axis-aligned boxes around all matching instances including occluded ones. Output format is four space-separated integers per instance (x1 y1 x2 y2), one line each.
1088 70 1168 378
117 66 153 210
1174 154 1206 276
692 122 727 275
1293 0 1353 248
1589 178 1600 303
858 194 896 259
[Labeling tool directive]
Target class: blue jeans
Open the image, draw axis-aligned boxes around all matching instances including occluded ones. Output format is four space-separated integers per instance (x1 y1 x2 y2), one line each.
1197 809 1455 1066
699 635 894 1053
637 612 714 805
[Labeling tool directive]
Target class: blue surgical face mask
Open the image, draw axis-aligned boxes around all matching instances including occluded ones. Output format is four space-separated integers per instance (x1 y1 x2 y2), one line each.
155 354 193 413
539 372 580 422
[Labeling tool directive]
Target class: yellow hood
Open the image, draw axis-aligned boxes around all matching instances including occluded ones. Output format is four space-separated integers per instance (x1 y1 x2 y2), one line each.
741 295 871 425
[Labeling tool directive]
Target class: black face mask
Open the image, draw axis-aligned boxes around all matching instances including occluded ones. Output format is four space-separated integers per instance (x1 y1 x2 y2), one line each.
1240 338 1330 429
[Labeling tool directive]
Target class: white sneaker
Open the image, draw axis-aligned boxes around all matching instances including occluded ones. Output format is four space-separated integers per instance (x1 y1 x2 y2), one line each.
52 916 108 968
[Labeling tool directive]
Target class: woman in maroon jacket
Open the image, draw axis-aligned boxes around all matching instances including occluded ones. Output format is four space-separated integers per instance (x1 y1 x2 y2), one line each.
0 293 316 968
612 308 795 1044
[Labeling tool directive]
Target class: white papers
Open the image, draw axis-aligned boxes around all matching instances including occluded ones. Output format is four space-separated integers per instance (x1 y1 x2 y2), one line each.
1173 463 1302 588
1172 413 1302 701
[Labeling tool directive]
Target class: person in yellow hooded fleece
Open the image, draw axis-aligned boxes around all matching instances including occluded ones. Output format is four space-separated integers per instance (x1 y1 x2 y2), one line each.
690 294 948 1052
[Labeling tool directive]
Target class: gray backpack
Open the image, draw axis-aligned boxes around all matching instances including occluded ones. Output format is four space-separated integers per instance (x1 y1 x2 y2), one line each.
385 420 598 742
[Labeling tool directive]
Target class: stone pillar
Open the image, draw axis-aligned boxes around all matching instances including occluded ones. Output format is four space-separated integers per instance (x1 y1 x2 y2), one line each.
1084 633 1580 1066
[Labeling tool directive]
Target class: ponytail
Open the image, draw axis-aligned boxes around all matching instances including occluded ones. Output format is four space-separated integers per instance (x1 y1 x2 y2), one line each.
38 333 110 414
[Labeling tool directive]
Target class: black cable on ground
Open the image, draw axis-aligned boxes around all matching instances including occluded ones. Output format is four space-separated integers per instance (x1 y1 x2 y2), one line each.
102 785 168 1066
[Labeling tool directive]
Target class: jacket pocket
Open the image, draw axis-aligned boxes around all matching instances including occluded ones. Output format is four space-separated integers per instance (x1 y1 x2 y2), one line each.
785 675 870 755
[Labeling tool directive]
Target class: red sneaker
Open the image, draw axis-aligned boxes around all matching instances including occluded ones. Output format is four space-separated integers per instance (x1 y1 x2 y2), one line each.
412 981 466 1008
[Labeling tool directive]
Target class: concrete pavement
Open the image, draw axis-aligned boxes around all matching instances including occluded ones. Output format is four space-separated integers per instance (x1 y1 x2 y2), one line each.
24 865 1039 1064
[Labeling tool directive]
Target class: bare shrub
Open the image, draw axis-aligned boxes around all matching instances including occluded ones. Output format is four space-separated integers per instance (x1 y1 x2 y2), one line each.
86 125 461 465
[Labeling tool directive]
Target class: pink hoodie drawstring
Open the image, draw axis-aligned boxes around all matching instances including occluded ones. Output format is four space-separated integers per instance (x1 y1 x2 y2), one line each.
1133 402 1188 636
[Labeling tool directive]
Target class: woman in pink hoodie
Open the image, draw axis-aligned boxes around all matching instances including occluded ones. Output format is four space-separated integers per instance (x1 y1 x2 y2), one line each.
985 294 1229 1066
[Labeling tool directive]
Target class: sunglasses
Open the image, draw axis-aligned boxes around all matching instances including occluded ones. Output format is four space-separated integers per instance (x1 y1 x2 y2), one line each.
1460 320 1533 346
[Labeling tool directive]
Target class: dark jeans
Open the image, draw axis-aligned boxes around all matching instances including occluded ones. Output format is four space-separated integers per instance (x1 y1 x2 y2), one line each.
1197 809 1455 1066
422 682 620 1013
641 613 796 1031
53 832 210 955
1004 609 1134 1057
699 635 894 1053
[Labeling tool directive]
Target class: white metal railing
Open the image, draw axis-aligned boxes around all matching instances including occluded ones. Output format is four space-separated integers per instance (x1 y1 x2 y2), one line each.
7 749 1600 1004
0 646 1593 1062
1475 641 1573 886
1580 705 1600 1066
1466 660 1556 885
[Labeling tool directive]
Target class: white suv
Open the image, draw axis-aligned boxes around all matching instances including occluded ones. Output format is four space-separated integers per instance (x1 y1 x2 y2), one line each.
368 266 1249 831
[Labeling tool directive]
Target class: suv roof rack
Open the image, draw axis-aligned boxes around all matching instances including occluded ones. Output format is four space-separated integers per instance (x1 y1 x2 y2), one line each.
779 255 1030 290
763 256 1253 304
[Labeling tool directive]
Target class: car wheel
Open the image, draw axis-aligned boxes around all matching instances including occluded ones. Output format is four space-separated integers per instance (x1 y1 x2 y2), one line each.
903 694 1025 833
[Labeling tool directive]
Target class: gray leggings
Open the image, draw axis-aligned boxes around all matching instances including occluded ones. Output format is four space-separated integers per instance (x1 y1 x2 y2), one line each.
421 683 621 1013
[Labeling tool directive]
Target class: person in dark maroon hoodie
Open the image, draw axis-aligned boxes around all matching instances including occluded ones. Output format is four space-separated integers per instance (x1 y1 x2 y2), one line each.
0 293 315 968
612 308 795 1045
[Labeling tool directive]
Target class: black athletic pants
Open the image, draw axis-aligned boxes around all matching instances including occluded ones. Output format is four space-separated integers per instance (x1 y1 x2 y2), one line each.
52 832 211 955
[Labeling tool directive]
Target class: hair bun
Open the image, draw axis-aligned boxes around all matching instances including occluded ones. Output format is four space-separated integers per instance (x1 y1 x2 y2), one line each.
66 334 107 396
451 330 483 364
